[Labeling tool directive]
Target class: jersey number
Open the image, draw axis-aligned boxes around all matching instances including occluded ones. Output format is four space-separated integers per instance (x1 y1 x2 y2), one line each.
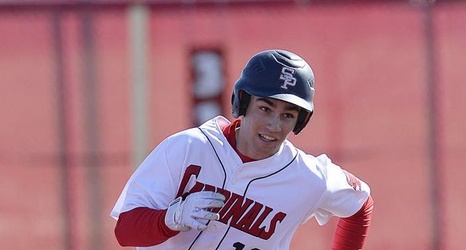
233 242 260 250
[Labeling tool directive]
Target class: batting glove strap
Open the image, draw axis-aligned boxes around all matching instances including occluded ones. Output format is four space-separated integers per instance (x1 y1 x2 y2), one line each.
165 197 191 231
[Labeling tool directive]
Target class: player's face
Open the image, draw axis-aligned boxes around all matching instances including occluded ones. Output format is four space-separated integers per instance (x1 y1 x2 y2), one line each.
237 96 299 160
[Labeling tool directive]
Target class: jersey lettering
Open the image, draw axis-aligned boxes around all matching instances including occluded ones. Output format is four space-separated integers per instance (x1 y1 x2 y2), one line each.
233 241 260 250
176 165 201 197
177 165 287 240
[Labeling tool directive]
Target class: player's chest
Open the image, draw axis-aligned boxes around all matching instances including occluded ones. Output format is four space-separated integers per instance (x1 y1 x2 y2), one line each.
176 168 325 250
181 162 326 224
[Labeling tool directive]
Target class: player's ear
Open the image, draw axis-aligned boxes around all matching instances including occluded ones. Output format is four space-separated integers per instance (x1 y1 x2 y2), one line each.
232 90 251 118
239 92 251 117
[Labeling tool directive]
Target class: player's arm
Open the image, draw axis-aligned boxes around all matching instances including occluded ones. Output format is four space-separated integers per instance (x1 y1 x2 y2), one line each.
115 207 178 247
114 191 225 247
331 195 374 250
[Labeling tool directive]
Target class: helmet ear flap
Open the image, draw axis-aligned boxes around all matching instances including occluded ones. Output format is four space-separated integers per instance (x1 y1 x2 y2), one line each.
293 110 313 135
231 90 251 118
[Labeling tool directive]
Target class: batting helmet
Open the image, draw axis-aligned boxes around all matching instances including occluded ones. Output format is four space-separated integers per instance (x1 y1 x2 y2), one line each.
231 49 315 134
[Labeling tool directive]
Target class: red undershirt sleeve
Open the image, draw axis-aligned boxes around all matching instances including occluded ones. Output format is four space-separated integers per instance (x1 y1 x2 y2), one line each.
331 195 374 250
114 207 179 247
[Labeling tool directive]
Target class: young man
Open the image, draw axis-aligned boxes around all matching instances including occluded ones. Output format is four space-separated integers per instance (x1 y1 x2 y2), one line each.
111 49 374 250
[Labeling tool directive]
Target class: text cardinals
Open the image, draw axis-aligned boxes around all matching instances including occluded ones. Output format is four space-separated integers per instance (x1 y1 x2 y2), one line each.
176 165 286 240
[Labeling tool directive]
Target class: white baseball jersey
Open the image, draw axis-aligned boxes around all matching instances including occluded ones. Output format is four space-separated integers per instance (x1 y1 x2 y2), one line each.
111 116 370 250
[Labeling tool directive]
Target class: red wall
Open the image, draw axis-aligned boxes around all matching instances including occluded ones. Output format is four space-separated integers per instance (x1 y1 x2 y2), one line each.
0 2 465 249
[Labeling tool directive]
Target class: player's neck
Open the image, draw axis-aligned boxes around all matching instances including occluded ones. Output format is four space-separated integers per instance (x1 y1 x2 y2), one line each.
222 119 255 163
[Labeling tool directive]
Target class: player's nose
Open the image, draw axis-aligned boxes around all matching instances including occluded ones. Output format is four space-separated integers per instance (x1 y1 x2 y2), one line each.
266 114 282 132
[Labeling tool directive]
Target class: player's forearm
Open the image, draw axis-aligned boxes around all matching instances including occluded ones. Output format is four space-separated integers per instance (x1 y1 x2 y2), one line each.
114 207 179 247
331 195 374 250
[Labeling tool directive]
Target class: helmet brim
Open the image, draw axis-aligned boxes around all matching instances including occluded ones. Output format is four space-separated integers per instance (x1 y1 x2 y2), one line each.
264 93 314 112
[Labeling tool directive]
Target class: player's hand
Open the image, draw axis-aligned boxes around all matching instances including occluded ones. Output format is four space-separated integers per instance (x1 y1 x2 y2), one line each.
165 191 225 231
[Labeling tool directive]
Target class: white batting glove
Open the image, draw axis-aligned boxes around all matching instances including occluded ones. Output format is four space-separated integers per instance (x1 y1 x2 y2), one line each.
164 191 225 231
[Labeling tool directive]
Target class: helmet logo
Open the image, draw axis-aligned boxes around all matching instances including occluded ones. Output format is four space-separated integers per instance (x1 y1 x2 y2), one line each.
280 67 297 89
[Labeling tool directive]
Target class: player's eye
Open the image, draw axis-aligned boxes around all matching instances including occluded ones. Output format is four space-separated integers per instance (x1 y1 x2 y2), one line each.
260 106 271 112
282 113 295 119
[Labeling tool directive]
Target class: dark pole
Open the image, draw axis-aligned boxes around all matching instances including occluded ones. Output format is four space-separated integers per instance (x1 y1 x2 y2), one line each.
80 8 103 250
422 2 444 250
52 10 75 250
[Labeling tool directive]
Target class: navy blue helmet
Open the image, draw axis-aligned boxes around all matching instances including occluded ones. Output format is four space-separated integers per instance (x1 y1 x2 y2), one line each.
231 49 315 134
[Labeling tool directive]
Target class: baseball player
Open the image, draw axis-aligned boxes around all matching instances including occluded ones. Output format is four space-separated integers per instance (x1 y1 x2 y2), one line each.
111 49 374 250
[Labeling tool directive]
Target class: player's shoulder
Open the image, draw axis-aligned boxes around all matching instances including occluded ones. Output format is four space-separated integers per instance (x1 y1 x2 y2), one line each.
164 127 208 146
294 151 336 177
164 116 227 146
294 148 331 165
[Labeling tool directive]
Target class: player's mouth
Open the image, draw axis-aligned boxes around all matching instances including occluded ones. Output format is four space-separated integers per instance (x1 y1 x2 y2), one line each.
259 134 277 142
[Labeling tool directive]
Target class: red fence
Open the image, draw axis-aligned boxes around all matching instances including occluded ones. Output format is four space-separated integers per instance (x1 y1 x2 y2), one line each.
1 1 465 249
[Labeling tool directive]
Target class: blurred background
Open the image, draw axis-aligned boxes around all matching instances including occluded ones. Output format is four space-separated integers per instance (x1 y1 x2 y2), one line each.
1 0 465 249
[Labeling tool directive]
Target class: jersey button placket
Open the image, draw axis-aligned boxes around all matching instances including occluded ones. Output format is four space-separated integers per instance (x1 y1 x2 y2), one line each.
209 224 217 232
231 167 242 185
